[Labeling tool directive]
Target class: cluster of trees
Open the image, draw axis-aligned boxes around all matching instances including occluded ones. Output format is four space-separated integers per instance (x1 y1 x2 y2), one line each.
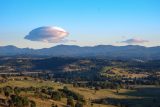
2 58 160 89
60 86 85 102
71 74 160 90
0 85 86 107
0 86 36 107
38 86 85 107
67 96 84 107
8 95 36 107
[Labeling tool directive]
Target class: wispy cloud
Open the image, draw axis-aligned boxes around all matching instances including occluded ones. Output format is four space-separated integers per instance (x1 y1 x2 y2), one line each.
121 38 149 44
25 26 73 43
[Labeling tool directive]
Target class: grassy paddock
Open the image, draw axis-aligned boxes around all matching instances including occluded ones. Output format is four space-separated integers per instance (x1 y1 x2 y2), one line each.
0 77 160 107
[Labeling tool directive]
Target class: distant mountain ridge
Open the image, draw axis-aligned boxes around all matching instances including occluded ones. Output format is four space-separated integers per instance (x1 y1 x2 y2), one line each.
0 45 160 60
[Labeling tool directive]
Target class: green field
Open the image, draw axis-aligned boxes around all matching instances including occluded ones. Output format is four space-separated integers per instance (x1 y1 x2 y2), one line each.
0 77 160 107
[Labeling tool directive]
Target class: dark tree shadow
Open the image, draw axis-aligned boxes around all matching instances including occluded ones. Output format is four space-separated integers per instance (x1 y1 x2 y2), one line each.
93 87 160 107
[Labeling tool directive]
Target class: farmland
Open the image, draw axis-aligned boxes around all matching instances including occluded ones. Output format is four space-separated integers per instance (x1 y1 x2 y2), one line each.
0 76 160 107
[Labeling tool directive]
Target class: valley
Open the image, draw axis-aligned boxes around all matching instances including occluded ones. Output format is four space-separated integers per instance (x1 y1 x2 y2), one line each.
0 57 160 107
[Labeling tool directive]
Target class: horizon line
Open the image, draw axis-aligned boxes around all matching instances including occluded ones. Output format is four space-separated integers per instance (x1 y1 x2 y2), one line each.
0 44 160 50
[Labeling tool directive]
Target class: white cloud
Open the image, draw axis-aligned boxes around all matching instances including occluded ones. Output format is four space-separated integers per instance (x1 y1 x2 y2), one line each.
121 38 149 44
25 26 70 43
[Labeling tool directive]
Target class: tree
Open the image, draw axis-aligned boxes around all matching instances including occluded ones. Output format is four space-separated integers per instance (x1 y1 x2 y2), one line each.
22 97 29 106
10 95 22 107
4 86 13 98
14 87 21 95
67 97 74 107
91 103 94 107
9 95 29 107
116 83 120 94
51 91 61 101
51 103 58 107
75 101 83 107
4 91 10 98
30 100 36 107
0 88 3 94
63 86 68 91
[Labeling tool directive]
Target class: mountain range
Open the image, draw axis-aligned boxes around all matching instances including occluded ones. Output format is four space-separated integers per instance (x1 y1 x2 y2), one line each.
0 45 160 60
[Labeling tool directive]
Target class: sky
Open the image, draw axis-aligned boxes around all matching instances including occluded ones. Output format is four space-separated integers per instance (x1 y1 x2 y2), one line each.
0 0 160 49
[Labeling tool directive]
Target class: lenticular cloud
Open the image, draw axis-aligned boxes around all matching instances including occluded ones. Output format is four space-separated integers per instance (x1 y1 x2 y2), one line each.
121 38 149 44
25 26 69 43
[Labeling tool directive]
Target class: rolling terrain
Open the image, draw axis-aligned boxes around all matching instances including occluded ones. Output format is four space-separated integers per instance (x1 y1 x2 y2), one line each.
0 56 160 107
0 76 160 107
1 45 160 60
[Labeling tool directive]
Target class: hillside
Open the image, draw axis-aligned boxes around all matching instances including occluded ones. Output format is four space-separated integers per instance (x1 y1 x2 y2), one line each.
0 76 160 107
1 45 160 60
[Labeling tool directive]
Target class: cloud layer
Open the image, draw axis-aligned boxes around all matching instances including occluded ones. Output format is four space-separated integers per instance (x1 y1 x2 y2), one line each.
121 38 149 44
25 26 69 43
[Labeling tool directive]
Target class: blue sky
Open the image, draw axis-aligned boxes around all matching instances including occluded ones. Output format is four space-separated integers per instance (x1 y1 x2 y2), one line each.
0 0 160 48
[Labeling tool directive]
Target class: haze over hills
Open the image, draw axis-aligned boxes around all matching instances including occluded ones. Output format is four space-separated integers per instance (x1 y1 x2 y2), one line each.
0 45 160 60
